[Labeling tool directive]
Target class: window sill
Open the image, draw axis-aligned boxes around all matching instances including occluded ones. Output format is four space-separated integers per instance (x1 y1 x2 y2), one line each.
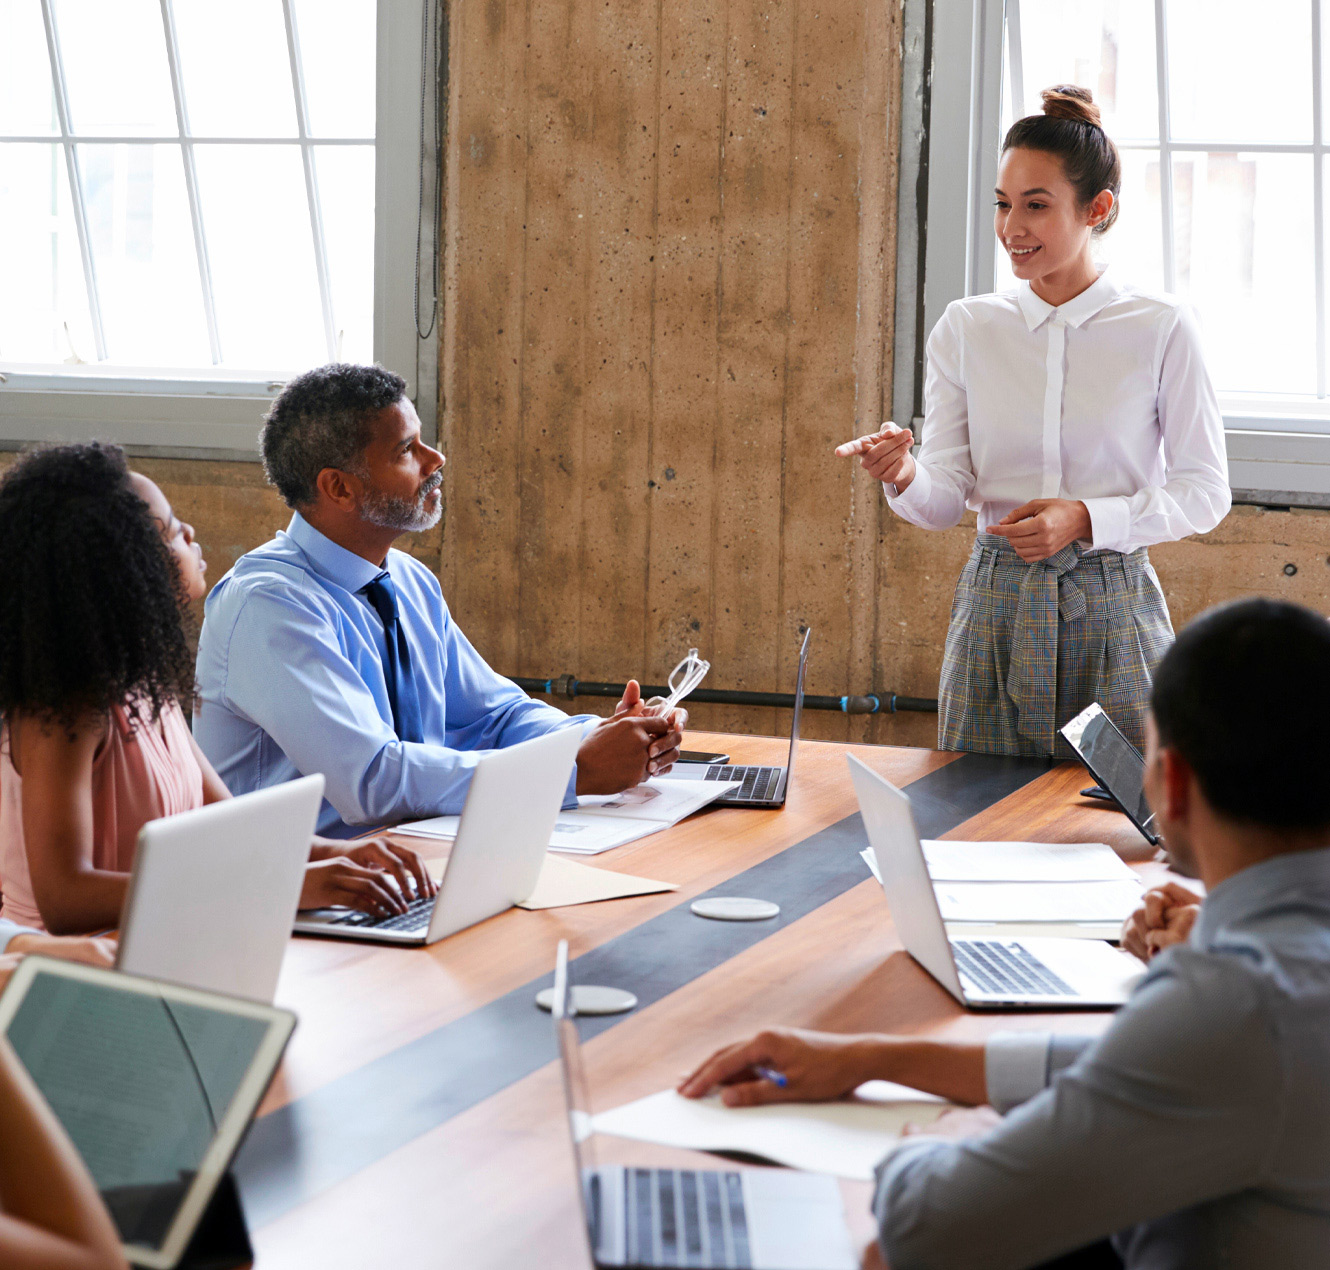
0 379 275 459
1226 427 1330 508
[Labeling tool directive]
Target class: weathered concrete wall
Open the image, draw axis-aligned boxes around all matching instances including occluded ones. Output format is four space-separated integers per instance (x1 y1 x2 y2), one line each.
439 0 903 745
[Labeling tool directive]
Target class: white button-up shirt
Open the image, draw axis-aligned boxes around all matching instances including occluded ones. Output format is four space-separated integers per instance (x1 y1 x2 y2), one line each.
887 269 1232 553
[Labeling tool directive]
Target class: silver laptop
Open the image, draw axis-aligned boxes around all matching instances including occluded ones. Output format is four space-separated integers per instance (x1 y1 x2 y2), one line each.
294 726 582 945
672 629 810 808
117 774 325 1004
846 755 1144 1010
0 955 295 1270
552 942 857 1270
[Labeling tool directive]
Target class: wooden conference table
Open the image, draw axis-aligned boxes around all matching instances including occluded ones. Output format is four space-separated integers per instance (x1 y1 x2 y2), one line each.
236 732 1165 1268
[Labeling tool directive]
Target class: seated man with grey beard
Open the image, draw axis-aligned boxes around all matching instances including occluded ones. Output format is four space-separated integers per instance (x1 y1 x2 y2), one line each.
195 363 680 838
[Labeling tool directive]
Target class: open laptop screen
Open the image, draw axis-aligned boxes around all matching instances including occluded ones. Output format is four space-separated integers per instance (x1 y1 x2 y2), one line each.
0 958 294 1268
784 627 812 778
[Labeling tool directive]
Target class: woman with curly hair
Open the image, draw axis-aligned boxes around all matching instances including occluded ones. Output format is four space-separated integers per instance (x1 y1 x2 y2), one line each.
0 442 436 937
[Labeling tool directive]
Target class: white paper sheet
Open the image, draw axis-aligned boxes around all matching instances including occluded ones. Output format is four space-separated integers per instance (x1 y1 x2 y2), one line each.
859 850 1126 938
592 1082 950 1183
395 777 738 856
933 879 1143 924
920 839 1137 883
426 853 676 909
575 777 740 823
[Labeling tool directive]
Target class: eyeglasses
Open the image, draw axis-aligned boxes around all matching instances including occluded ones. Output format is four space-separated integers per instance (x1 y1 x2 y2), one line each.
659 647 710 714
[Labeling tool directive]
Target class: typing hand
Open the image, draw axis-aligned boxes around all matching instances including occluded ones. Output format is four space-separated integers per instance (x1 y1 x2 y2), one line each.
678 1028 872 1107
1120 882 1202 963
335 837 438 903
834 422 916 490
902 1105 1001 1140
576 714 672 794
986 498 1092 561
299 857 411 917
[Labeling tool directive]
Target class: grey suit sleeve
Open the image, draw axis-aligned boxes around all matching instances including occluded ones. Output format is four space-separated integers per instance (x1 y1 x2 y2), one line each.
874 951 1282 1270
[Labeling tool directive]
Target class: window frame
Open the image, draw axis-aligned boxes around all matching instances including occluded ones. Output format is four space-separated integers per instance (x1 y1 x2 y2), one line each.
898 0 1330 507
0 0 440 459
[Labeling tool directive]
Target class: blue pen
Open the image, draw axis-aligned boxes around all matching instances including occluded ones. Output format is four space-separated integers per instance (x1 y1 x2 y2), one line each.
754 1065 788 1088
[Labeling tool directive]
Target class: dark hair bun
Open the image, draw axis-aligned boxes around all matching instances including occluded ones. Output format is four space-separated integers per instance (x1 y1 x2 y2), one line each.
1040 85 1102 129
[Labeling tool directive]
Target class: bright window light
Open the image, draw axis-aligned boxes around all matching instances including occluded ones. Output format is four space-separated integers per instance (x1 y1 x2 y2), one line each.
0 0 375 377
1001 0 1330 420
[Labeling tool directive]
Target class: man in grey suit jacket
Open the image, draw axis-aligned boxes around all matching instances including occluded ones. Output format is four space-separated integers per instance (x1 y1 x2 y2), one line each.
680 597 1330 1270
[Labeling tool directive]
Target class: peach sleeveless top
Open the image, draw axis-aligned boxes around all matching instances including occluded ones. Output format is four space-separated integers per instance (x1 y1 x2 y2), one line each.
0 699 204 931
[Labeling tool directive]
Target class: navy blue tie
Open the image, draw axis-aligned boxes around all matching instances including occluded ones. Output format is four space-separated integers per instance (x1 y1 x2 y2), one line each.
361 572 424 743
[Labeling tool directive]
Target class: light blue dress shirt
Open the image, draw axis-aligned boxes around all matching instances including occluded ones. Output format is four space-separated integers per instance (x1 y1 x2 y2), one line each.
195 513 596 836
875 845 1330 1270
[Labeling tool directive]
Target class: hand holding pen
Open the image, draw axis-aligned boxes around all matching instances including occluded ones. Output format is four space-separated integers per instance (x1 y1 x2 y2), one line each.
677 1027 874 1108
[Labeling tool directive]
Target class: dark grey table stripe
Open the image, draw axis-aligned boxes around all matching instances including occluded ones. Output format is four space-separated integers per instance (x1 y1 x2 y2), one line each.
235 752 1049 1226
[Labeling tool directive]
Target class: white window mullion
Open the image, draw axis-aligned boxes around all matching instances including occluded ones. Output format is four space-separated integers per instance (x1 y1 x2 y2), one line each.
1312 0 1326 399
281 0 338 362
1006 0 1025 120
38 0 107 361
158 0 223 366
1153 0 1177 294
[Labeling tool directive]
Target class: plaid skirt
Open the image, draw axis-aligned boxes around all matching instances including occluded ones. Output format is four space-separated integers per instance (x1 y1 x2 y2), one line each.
938 534 1174 759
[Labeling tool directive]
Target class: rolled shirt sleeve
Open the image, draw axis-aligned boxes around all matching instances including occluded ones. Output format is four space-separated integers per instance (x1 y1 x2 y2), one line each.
203 579 592 830
872 951 1281 1270
984 1031 1096 1113
1081 305 1231 554
886 305 975 530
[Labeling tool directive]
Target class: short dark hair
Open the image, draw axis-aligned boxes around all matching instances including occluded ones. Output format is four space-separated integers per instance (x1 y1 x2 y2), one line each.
1003 85 1122 235
261 363 407 508
0 443 196 728
1151 598 1330 832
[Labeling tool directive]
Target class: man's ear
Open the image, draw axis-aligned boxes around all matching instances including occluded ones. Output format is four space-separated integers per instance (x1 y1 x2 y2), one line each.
314 466 362 513
1159 746 1193 825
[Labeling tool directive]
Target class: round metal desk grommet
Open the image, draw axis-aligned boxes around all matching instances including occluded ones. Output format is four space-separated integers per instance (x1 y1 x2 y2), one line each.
690 897 781 922
534 985 638 1016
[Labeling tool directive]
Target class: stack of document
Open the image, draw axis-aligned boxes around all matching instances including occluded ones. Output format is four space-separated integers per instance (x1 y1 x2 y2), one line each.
397 776 739 856
862 839 1144 940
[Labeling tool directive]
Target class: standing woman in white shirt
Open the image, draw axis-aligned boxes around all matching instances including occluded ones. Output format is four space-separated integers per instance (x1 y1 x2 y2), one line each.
838 85 1230 757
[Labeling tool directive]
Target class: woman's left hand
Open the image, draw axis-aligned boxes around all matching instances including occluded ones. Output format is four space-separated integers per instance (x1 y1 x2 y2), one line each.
309 835 438 902
987 499 1092 562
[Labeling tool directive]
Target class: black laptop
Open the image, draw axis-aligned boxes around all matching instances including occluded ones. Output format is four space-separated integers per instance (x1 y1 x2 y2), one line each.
671 629 810 808
1060 702 1160 846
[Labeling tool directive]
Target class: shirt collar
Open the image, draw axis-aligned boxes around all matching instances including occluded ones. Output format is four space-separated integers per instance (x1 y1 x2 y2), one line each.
283 512 386 594
1193 844 1330 947
1017 265 1121 332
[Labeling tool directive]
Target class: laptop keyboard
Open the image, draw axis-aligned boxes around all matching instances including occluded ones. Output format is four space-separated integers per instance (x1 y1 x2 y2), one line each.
705 765 781 803
613 1167 752 1269
331 894 434 934
953 940 1075 997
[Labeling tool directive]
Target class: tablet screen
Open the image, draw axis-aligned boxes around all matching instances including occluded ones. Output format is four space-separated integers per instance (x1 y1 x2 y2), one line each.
5 970 273 1253
1065 706 1157 841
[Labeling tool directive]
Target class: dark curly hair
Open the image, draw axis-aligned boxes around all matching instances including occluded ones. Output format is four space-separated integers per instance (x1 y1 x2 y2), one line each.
0 443 196 729
261 363 407 508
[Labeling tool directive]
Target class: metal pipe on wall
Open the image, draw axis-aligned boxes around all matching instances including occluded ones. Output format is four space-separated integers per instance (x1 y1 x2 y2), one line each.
508 676 939 715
